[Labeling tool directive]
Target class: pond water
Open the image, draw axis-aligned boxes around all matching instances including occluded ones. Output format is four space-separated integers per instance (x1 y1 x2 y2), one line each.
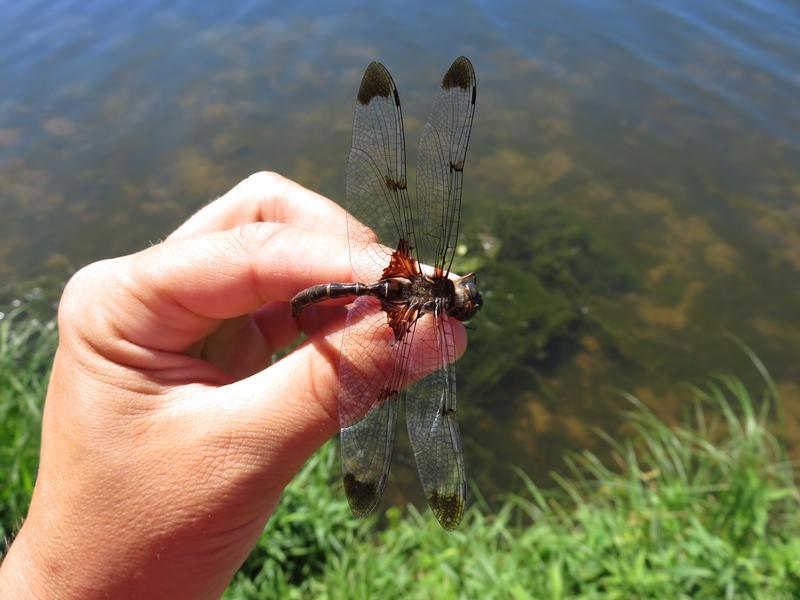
2 1 799 505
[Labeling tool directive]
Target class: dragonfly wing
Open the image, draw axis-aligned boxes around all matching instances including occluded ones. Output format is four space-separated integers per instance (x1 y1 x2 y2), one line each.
404 305 466 530
346 61 412 283
415 56 476 276
338 297 412 517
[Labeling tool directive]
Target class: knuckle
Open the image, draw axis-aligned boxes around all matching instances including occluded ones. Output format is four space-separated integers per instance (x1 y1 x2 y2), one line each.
61 261 103 309
244 170 285 191
58 259 116 333
232 221 281 252
239 171 291 220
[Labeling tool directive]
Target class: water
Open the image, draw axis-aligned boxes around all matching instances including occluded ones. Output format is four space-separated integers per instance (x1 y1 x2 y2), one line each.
2 0 799 503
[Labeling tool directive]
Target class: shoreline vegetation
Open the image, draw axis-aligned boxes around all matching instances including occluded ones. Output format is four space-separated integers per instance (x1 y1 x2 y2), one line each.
1 309 798 598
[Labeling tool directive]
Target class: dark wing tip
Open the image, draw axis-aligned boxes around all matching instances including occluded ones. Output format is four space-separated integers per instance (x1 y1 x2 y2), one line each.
428 488 466 531
441 56 476 92
343 472 384 517
357 61 395 105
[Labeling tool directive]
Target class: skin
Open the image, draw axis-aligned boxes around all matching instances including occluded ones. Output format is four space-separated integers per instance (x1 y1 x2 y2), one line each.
0 172 467 599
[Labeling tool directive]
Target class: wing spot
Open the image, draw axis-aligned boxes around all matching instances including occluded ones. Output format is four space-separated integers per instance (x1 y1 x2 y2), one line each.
378 388 398 402
384 175 407 191
428 490 465 530
442 56 475 91
343 472 382 516
358 62 395 105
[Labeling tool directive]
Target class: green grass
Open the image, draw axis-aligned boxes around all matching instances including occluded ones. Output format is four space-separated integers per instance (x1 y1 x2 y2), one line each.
1 310 798 598
0 308 57 543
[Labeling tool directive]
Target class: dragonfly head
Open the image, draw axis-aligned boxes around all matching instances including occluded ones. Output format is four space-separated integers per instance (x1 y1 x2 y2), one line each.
448 273 483 321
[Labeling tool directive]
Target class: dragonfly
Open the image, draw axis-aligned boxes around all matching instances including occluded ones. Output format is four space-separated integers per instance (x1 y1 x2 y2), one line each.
291 56 481 530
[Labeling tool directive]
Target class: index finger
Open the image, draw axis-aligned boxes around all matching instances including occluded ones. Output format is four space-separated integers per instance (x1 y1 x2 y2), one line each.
169 171 349 240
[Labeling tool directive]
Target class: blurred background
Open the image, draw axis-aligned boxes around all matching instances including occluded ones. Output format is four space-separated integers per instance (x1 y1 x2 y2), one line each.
2 0 799 510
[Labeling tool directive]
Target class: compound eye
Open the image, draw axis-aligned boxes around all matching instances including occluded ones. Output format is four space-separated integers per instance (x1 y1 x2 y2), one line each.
466 282 482 305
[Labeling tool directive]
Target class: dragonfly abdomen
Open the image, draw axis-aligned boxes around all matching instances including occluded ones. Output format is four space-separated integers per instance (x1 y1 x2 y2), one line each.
291 281 390 317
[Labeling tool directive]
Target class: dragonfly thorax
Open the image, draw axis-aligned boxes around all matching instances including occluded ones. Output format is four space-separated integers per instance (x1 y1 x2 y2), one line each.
379 274 481 321
379 275 450 312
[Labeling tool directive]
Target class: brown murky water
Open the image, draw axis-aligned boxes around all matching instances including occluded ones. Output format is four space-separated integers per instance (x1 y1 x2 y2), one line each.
2 0 799 504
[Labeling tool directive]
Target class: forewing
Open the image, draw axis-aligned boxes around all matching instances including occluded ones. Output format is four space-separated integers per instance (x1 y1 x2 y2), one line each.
405 306 466 530
338 297 411 517
346 62 412 282
415 56 476 275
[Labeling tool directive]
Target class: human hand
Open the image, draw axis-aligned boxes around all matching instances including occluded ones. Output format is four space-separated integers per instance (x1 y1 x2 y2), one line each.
0 172 466 599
